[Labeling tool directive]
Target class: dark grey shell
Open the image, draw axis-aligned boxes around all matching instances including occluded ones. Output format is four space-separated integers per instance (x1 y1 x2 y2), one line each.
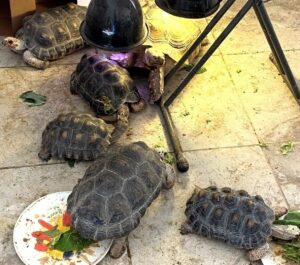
38 113 112 161
67 141 167 240
70 54 138 115
184 187 274 249
23 3 86 60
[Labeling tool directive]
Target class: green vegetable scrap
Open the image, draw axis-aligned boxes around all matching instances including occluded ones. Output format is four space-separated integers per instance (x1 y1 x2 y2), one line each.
66 159 76 168
19 91 47 107
53 228 94 252
183 64 207 74
273 211 300 227
274 211 300 263
258 141 268 148
283 244 300 263
280 141 294 155
164 152 175 165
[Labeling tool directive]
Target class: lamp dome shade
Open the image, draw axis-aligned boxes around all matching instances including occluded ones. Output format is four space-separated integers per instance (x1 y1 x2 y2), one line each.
80 0 148 51
155 0 221 18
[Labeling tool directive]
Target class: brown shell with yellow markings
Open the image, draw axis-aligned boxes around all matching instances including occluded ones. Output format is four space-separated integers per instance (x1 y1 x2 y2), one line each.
38 113 113 161
183 186 274 249
22 3 87 60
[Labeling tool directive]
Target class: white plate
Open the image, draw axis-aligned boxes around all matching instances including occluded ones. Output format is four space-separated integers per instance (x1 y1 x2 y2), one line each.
13 191 113 265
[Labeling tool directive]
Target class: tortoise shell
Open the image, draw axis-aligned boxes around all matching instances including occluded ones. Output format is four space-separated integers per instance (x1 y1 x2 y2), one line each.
38 113 112 161
70 54 138 115
22 3 86 60
184 186 274 249
67 141 168 240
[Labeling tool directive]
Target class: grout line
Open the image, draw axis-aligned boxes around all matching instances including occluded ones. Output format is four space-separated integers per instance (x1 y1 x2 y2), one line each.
1 143 299 171
0 162 65 171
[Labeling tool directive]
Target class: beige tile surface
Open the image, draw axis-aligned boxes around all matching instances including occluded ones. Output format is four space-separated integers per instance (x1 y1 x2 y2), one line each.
208 0 300 55
223 53 300 143
168 55 258 151
262 143 300 209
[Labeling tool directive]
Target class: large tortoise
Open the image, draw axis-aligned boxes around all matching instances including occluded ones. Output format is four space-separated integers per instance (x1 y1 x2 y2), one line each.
38 112 128 161
66 141 175 258
2 3 86 69
181 186 290 261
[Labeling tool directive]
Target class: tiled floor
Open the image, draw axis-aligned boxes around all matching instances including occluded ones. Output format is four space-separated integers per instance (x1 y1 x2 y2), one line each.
0 1 299 265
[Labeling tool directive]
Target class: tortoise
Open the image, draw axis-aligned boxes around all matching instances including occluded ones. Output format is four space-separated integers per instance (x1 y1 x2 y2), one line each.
38 112 128 161
109 45 165 103
142 1 209 64
2 3 87 69
181 186 290 261
66 141 176 258
70 48 164 124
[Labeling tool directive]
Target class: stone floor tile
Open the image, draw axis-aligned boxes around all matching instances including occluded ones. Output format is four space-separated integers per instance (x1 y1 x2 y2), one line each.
167 55 258 151
129 147 286 265
208 0 300 55
262 142 300 209
222 53 300 143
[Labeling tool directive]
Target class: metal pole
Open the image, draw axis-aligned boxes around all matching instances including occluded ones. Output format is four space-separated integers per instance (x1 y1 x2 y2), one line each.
163 0 255 107
164 0 236 84
253 0 300 101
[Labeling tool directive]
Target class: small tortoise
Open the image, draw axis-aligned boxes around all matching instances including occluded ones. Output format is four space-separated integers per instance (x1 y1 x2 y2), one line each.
2 3 86 69
70 47 165 122
38 112 127 161
66 141 175 258
181 186 291 261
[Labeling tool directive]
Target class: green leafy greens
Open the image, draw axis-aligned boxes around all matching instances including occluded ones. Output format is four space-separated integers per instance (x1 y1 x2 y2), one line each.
53 228 94 252
19 91 47 107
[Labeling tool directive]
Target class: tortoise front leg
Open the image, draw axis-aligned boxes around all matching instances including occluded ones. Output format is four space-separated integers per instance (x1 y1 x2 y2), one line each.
162 163 176 189
247 243 270 261
109 236 127 259
23 50 49 69
180 222 193 235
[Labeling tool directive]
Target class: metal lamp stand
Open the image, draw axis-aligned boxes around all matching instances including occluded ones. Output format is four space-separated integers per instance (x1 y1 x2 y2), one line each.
159 0 300 172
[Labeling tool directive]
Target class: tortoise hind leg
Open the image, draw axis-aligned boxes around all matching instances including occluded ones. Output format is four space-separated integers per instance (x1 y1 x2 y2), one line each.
23 50 49 69
162 163 176 189
38 148 51 161
111 104 130 143
109 237 127 259
70 72 79 95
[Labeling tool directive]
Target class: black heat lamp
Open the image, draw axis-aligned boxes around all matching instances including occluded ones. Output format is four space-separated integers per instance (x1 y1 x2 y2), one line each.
80 0 148 51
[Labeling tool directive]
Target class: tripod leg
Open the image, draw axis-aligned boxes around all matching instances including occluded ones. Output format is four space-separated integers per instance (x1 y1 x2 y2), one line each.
160 104 189 172
253 1 300 101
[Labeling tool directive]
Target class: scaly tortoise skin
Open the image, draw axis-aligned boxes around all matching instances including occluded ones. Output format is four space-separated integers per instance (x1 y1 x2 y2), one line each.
66 141 173 241
38 113 113 161
70 54 138 116
182 186 275 250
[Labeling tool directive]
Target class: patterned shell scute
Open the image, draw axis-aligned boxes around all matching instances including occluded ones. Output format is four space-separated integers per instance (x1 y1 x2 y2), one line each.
67 141 167 240
184 187 275 249
70 54 134 115
39 113 112 161
23 3 86 60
